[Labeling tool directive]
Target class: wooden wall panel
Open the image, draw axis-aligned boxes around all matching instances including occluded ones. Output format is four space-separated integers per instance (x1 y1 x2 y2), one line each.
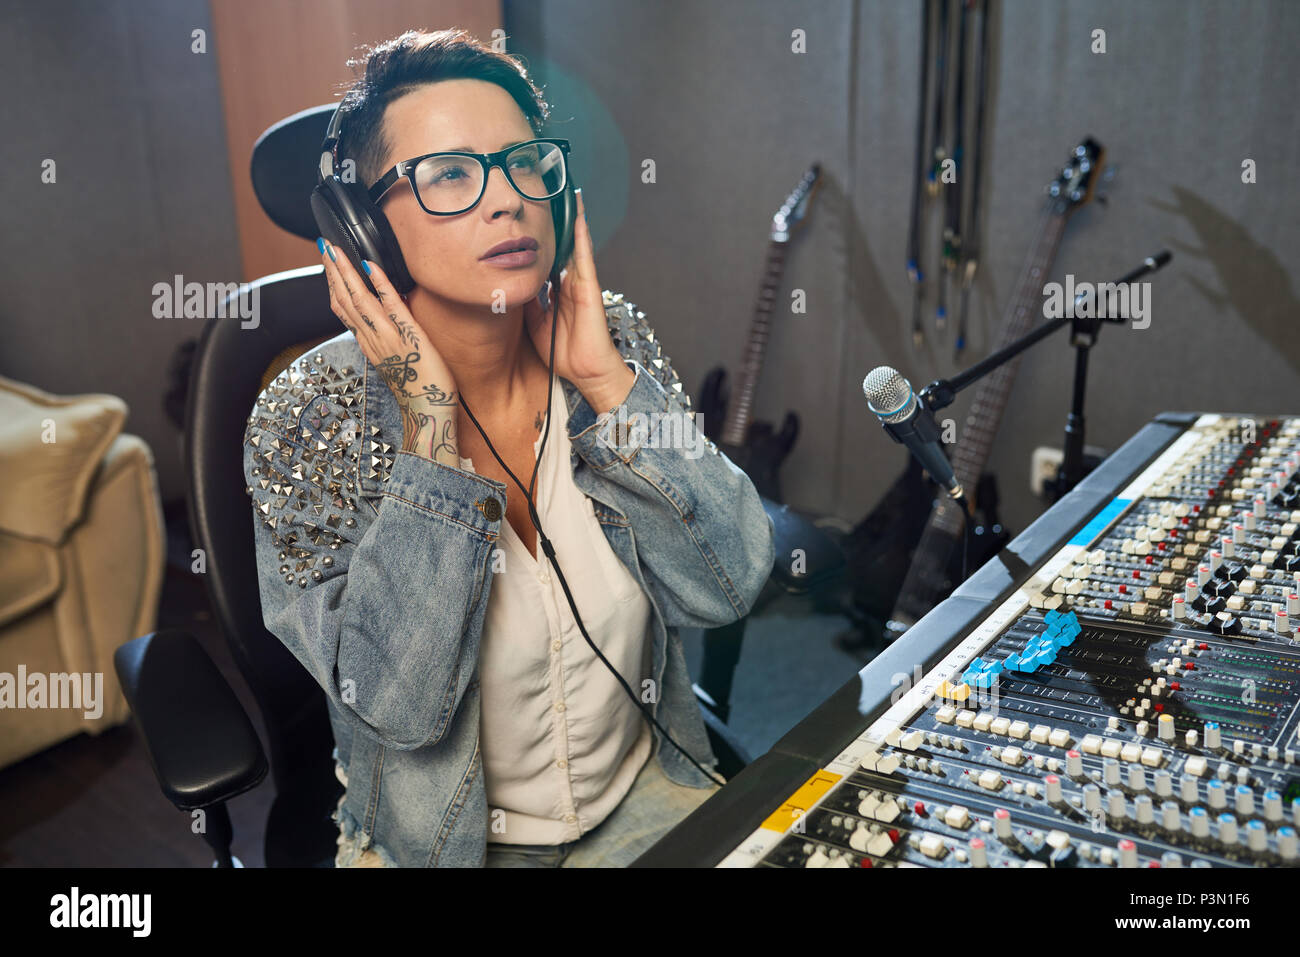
208 0 503 283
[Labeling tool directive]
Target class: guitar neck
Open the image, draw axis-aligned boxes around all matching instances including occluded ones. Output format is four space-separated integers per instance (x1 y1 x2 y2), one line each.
947 207 1069 497
719 241 788 447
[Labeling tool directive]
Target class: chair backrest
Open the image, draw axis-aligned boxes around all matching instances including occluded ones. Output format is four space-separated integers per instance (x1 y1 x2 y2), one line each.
182 104 345 864
185 270 340 818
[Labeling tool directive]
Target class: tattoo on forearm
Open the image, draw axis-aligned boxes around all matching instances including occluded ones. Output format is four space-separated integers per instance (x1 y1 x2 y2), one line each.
413 383 456 402
397 387 460 461
431 417 457 459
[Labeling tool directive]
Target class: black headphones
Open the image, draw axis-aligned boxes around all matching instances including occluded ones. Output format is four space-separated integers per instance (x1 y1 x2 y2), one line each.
310 99 577 299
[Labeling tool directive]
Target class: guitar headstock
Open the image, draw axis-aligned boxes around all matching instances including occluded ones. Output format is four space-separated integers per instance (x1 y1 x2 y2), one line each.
1049 137 1106 215
772 163 823 242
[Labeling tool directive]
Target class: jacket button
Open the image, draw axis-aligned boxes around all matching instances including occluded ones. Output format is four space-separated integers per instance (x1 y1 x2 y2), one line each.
480 497 502 522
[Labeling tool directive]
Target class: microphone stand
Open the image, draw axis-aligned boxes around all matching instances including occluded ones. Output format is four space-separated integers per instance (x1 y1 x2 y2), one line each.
916 250 1172 501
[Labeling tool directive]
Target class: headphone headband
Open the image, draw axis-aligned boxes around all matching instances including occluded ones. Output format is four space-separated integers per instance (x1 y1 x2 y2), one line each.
318 102 345 182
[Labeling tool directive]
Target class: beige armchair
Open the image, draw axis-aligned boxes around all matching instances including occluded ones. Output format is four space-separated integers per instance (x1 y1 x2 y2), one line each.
0 374 166 769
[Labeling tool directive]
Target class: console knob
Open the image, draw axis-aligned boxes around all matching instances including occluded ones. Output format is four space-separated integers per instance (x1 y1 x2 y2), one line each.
1247 819 1267 853
1135 795 1154 824
1084 784 1102 813
1204 722 1222 749
993 807 1012 840
1066 749 1084 777
1161 801 1181 830
1045 774 1063 803
1235 784 1255 816
1118 838 1138 868
1278 827 1297 860
1189 806 1210 838
1104 758 1121 786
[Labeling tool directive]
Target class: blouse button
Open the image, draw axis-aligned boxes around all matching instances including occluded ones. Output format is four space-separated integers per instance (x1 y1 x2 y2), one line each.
556 759 568 769
564 813 577 824
555 701 566 713
551 640 562 652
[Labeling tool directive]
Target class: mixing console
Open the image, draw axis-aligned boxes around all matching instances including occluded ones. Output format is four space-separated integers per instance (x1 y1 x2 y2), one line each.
635 414 1300 868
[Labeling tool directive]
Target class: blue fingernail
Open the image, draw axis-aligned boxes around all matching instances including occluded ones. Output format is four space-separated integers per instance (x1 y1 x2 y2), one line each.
316 237 325 254
362 260 372 275
326 244 336 262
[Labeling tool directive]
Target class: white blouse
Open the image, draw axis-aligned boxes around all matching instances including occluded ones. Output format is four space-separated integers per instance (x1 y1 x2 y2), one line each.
463 375 655 846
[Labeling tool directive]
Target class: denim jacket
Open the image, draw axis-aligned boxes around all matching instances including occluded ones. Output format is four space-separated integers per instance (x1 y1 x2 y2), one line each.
242 289 775 867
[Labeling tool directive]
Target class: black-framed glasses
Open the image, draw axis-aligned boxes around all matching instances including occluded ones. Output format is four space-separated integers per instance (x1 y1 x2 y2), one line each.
367 138 571 215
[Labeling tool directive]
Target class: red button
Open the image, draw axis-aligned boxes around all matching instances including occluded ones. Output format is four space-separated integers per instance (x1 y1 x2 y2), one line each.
1105 599 1114 609
1153 703 1164 712
1184 662 1195 670
1119 585 1128 594
859 858 873 868
914 801 927 817
888 828 900 843
1198 643 1208 650
1170 681 1181 690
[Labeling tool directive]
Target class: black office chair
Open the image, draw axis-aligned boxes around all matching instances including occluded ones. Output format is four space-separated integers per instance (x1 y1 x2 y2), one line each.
113 105 843 867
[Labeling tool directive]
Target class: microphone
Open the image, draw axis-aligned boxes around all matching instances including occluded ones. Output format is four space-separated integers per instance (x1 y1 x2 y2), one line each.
864 366 964 501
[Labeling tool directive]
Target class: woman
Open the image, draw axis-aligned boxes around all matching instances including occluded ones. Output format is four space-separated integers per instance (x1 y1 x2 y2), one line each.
243 28 774 867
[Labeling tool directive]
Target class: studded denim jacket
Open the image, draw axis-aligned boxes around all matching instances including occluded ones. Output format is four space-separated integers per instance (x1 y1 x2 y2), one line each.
242 290 775 867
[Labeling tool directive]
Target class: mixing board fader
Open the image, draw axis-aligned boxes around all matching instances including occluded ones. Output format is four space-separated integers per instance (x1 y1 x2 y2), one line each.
721 415 1300 868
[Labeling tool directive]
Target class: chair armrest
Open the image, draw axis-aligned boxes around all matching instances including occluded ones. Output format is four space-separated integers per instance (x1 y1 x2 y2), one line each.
114 630 268 810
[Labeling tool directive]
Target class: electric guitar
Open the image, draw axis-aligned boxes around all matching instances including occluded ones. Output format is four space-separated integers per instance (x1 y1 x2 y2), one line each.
696 164 822 503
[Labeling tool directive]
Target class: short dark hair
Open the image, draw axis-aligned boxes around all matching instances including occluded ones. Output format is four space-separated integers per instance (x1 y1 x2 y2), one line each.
335 29 550 191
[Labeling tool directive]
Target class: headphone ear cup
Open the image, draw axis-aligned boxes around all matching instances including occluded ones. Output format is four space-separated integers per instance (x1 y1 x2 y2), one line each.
310 177 415 295
551 185 576 279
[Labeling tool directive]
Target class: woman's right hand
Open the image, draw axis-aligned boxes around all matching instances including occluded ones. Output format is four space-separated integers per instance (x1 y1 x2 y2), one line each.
319 238 460 466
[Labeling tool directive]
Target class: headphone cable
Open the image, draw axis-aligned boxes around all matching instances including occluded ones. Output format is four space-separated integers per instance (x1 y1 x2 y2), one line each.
457 270 727 789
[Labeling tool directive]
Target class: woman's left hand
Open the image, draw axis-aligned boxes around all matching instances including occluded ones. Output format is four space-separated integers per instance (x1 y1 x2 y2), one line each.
523 190 634 411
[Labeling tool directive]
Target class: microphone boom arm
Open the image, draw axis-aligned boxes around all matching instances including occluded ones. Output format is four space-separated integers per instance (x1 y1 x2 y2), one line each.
917 250 1172 497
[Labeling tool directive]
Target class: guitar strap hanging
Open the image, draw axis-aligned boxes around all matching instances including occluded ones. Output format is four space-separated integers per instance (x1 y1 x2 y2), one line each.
939 0 971 336
956 0 993 358
906 0 934 350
